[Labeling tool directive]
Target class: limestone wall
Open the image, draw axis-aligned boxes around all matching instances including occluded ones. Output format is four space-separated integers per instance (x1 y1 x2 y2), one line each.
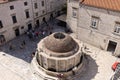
67 1 120 56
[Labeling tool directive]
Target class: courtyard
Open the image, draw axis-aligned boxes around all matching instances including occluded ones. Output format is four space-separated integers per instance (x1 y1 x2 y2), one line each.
0 20 119 80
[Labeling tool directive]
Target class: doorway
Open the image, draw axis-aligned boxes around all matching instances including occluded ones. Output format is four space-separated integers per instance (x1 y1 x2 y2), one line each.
107 41 117 53
28 23 32 31
15 28 20 36
49 13 53 20
36 20 40 27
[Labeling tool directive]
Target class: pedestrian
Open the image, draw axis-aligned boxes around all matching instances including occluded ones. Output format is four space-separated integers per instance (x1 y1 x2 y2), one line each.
35 32 39 38
42 31 45 36
31 52 35 58
22 40 26 45
20 40 26 49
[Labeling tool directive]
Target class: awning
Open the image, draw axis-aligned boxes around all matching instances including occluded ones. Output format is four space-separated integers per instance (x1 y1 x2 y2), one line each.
56 14 66 22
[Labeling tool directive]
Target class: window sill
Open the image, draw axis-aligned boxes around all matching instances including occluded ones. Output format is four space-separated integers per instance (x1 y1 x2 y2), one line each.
90 26 98 29
112 32 120 36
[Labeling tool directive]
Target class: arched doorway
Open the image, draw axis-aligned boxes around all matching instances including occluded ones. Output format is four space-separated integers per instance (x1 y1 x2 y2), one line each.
0 35 5 45
28 23 32 31
15 28 20 36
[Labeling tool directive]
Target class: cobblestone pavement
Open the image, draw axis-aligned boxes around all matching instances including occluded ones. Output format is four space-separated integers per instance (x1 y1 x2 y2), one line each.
75 43 119 80
0 20 119 80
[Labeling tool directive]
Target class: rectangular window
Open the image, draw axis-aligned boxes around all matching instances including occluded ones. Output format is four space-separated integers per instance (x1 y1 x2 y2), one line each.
24 1 28 6
114 22 120 34
11 15 17 24
72 7 77 18
34 3 38 9
0 20 3 28
25 10 30 18
10 5 14 10
42 10 45 14
41 1 44 7
91 16 99 29
35 12 38 16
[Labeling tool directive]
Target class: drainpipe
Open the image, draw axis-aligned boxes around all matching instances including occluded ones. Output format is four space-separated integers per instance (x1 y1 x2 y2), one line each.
30 0 35 28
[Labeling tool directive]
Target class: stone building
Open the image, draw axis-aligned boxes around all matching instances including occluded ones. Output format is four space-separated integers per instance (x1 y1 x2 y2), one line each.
0 0 66 45
67 0 120 56
31 32 85 80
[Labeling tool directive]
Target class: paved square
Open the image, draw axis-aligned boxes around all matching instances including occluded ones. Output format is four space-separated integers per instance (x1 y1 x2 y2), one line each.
0 21 119 80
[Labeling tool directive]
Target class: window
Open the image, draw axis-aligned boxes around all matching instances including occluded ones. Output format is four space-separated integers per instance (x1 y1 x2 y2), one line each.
41 1 44 7
35 12 38 16
34 3 38 9
10 5 14 10
42 10 45 14
91 16 99 29
114 22 120 34
24 1 28 6
0 20 3 28
72 7 77 18
25 10 30 18
11 15 17 24
21 26 24 29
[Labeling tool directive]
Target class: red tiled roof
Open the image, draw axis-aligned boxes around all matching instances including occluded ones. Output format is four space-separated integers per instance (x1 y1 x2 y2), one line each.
82 0 120 11
0 0 8 3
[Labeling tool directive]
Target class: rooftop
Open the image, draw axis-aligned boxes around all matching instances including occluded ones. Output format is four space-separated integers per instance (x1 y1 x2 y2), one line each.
82 0 120 12
0 0 7 3
0 0 15 4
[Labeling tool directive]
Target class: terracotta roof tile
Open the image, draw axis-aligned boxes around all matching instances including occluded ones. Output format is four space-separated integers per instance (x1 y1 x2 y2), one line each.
0 0 8 3
82 0 120 11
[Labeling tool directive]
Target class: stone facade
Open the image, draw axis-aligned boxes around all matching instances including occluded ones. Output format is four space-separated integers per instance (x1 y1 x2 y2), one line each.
31 32 85 80
0 0 34 43
67 0 120 56
0 0 66 45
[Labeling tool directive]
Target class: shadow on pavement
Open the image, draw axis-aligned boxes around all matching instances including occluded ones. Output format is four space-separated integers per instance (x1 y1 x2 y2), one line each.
78 54 98 80
0 34 40 63
0 20 67 63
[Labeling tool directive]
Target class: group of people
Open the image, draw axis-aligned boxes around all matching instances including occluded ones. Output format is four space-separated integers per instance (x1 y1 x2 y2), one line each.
26 26 53 41
26 29 46 41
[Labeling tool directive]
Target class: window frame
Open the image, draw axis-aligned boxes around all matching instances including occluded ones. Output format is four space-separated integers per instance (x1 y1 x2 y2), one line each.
10 5 14 10
25 10 30 19
114 22 120 34
11 14 17 24
41 1 44 7
34 3 38 9
90 16 99 29
24 1 28 6
72 7 77 18
35 12 38 17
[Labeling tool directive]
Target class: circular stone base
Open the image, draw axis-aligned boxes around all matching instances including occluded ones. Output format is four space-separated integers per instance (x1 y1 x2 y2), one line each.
30 55 87 80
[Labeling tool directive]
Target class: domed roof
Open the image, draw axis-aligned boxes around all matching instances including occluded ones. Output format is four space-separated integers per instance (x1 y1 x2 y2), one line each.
44 32 77 53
